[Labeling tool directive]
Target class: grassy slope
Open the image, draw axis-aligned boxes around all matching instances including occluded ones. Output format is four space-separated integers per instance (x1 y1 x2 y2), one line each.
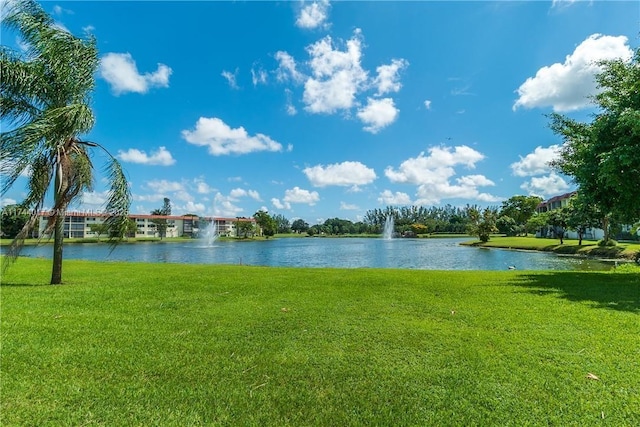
2 258 639 426
463 236 640 261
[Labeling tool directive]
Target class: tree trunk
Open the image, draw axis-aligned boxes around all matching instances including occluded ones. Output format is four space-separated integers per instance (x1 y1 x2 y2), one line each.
51 212 64 284
602 217 610 242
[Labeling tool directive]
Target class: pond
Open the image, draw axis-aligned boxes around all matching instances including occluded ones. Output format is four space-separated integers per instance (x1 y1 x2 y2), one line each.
5 237 612 271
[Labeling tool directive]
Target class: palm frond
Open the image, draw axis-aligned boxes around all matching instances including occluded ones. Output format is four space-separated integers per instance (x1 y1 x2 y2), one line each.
102 155 131 246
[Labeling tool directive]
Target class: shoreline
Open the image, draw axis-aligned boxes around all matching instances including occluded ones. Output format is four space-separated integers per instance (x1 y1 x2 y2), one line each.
461 236 640 263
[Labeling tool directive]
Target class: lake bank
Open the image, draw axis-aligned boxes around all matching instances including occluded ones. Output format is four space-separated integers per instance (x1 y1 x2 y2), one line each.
462 236 640 263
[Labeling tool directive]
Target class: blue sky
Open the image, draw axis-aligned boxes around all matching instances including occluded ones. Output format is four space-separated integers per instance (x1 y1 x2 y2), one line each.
2 0 638 224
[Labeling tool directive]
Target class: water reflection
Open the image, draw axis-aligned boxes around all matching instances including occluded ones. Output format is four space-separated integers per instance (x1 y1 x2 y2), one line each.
2 238 612 271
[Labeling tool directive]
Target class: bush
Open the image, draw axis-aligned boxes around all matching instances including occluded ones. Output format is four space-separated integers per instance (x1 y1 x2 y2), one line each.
597 239 618 247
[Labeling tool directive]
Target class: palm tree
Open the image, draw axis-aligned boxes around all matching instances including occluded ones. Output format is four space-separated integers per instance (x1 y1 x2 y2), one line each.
1 0 131 284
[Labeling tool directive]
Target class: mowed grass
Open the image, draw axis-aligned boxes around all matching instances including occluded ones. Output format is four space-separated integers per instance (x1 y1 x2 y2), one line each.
1 258 639 426
464 236 640 260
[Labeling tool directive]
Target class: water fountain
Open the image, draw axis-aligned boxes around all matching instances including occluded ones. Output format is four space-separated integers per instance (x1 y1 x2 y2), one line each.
382 216 395 240
201 219 219 246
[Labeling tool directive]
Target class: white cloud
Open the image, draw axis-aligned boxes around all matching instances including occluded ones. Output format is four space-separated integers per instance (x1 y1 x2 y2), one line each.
378 190 411 206
513 34 633 112
296 0 331 29
133 194 167 203
511 144 562 177
251 66 268 86
283 186 320 206
275 51 305 83
303 161 376 187
0 198 18 208
271 198 291 210
80 191 108 206
340 202 359 210
182 117 285 156
385 145 485 184
424 100 432 110
374 59 408 95
303 30 368 113
145 179 184 194
175 201 206 215
357 97 399 133
456 174 495 187
221 69 239 89
214 192 244 217
99 52 172 95
285 88 297 115
520 172 570 197
385 145 498 204
117 146 175 166
229 188 261 201
193 178 214 194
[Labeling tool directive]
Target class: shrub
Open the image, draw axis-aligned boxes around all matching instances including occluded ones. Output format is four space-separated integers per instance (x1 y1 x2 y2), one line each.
597 239 618 247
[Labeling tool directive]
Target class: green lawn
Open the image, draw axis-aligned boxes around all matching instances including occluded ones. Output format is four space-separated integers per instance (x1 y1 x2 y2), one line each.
463 235 640 261
1 258 639 425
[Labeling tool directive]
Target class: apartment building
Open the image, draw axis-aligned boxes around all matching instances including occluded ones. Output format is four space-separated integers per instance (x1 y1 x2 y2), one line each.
36 212 256 239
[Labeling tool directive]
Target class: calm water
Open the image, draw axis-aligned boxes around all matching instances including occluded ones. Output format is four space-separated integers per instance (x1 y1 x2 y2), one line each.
5 237 611 271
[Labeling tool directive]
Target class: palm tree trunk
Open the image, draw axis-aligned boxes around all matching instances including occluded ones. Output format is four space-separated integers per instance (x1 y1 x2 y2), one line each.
51 213 64 284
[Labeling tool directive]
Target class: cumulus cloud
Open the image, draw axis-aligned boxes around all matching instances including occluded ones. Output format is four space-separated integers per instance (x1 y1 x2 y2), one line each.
117 146 175 166
193 178 214 194
229 188 261 201
271 198 291 210
182 117 285 156
357 98 399 133
385 145 498 204
510 144 562 177
520 172 570 198
303 161 376 188
214 192 244 217
221 69 239 89
175 201 206 215
303 30 368 113
374 59 408 95
378 190 412 206
296 0 331 29
513 34 633 112
283 186 320 206
100 52 172 95
424 100 432 110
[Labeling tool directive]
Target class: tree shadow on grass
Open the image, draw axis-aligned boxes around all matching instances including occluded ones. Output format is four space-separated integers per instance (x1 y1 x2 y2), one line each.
510 272 640 313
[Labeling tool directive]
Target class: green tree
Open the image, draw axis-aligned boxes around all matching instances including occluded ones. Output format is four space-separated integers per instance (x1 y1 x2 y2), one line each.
0 204 30 238
0 0 130 284
235 218 255 238
150 198 171 239
499 195 543 235
467 207 498 243
496 215 518 236
566 193 602 245
291 218 309 234
254 210 277 238
272 213 291 234
525 212 549 236
547 208 569 244
550 48 640 241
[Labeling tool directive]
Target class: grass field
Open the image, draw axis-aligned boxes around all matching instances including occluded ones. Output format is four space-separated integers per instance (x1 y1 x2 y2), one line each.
1 258 639 425
463 235 640 261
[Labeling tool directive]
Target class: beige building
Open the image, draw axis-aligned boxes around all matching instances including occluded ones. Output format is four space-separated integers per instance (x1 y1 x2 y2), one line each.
36 212 256 239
